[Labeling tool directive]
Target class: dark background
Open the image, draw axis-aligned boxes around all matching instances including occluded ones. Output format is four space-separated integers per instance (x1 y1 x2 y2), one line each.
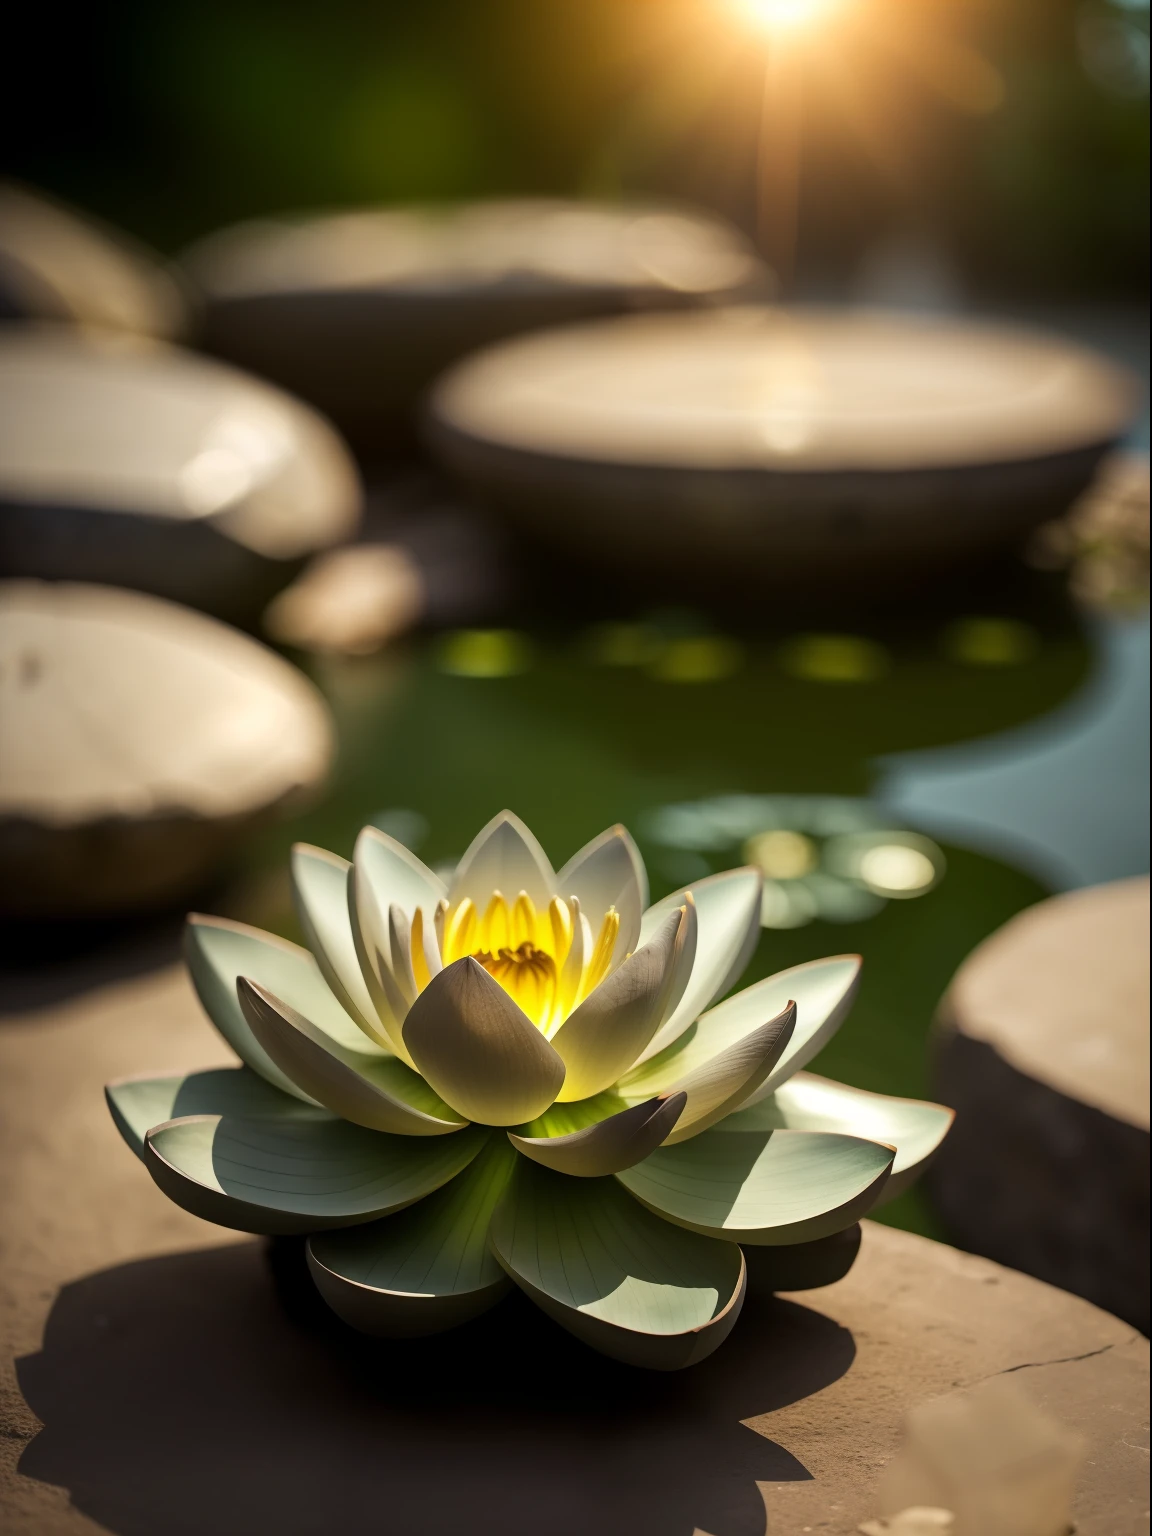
2 0 1148 297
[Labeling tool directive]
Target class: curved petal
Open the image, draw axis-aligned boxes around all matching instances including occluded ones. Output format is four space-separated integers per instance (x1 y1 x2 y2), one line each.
307 1136 517 1337
237 979 467 1137
732 956 863 1104
106 1066 328 1160
632 868 763 1064
508 1094 687 1177
448 810 555 912
489 1160 746 1369
353 825 447 920
651 1002 797 1145
184 916 367 1102
616 1127 893 1245
549 909 686 1101
349 827 445 1065
556 824 647 966
719 1072 954 1201
143 1113 488 1235
402 958 565 1126
743 1224 863 1300
290 844 379 1039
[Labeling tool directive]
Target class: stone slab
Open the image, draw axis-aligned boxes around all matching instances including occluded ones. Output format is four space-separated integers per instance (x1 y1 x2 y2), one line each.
0 950 1147 1536
931 879 1150 1330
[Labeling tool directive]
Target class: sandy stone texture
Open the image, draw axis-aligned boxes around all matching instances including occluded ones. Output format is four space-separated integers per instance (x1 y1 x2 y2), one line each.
1 943 1147 1536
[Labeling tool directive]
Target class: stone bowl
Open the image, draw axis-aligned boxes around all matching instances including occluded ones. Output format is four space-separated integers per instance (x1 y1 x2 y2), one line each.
425 306 1140 592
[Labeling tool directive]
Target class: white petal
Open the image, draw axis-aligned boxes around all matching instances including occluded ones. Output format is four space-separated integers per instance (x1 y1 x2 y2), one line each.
556 824 647 967
290 844 379 1037
549 909 686 1101
354 825 447 916
448 810 555 911
237 978 467 1136
632 867 763 1064
732 955 862 1105
184 915 365 1101
508 1094 686 1177
402 958 566 1126
659 1002 796 1143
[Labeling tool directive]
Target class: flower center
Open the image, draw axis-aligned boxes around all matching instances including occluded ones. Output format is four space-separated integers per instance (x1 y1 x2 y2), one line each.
474 941 559 1027
437 889 620 1031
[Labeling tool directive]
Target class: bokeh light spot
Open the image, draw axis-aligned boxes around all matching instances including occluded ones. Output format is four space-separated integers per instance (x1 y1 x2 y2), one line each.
777 633 889 683
437 629 532 678
943 618 1039 667
745 828 818 879
859 842 939 897
649 635 744 683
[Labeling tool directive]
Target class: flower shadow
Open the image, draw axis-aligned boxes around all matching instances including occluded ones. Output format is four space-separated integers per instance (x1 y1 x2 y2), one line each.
17 1240 855 1536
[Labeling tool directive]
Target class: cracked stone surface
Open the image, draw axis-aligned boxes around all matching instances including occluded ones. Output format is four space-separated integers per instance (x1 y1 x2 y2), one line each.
1 945 1148 1536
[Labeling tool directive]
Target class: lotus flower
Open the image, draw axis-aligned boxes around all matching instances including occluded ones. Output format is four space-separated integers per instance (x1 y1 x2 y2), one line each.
106 812 952 1370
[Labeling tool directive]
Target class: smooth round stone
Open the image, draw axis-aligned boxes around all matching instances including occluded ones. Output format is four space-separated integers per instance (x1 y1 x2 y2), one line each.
0 581 334 916
182 200 765 442
0 327 361 623
931 878 1150 1331
0 180 185 338
426 307 1139 585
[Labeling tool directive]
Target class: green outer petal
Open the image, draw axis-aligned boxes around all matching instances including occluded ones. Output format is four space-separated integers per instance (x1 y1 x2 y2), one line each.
550 908 684 1101
307 1136 516 1337
555 824 647 967
516 1091 630 1137
734 956 862 1104
508 1094 687 1177
448 809 556 913
184 915 367 1101
402 958 565 1126
718 1072 954 1201
489 1160 746 1370
106 1066 329 1160
633 868 763 1064
238 978 466 1137
143 1115 488 1235
291 843 381 1037
616 1127 894 1245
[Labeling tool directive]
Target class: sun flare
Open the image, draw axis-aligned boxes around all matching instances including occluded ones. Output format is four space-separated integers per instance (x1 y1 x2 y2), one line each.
731 0 840 34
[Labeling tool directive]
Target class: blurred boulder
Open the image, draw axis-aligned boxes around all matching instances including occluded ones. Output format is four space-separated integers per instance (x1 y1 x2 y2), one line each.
265 544 425 655
0 181 186 339
181 200 767 450
931 878 1150 1330
0 581 334 916
426 306 1139 591
0 327 361 624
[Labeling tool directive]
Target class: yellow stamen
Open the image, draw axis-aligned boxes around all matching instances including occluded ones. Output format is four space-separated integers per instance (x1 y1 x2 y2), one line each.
548 896 573 966
581 907 620 1002
410 907 431 991
511 892 537 949
443 897 476 963
481 892 510 953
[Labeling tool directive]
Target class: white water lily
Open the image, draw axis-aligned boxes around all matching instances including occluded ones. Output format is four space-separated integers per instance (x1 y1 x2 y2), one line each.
107 811 952 1369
